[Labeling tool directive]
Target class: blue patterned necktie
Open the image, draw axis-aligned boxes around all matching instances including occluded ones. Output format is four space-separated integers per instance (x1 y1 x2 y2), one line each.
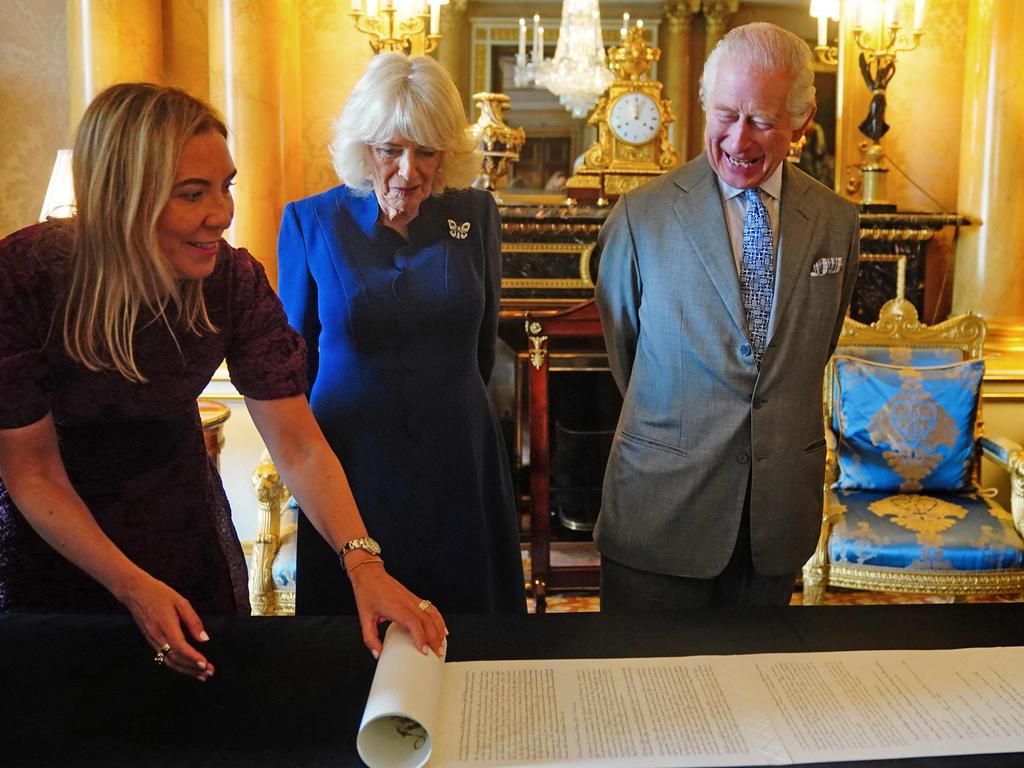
740 187 775 364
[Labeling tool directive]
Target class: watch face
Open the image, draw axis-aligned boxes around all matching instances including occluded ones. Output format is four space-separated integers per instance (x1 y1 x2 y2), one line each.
609 92 661 145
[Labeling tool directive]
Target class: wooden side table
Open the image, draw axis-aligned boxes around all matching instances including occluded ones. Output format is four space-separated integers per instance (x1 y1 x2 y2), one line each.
198 400 231 472
524 300 605 612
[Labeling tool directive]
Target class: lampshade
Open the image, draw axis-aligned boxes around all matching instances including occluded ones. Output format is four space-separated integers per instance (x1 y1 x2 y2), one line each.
39 149 75 221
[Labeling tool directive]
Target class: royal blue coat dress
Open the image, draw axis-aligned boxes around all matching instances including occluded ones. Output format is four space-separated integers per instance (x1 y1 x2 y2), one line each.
278 184 525 614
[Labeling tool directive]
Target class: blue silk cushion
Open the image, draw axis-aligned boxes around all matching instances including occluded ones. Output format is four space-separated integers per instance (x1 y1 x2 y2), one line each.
837 345 963 367
828 488 1024 571
832 356 984 492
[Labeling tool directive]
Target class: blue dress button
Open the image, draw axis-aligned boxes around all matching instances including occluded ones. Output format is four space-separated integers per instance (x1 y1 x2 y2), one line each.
737 452 750 464
740 343 752 357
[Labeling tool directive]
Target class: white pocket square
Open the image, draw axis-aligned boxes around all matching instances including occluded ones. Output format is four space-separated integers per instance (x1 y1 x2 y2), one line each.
810 256 844 277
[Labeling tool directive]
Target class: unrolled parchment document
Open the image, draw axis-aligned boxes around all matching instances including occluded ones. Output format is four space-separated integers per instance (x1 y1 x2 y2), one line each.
357 626 1024 768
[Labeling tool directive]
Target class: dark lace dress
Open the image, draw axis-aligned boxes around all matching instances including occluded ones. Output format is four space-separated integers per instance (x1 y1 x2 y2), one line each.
0 222 307 615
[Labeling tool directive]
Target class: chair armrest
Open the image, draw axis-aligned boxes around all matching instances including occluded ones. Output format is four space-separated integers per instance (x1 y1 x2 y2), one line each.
824 427 838 487
249 454 289 615
980 436 1024 536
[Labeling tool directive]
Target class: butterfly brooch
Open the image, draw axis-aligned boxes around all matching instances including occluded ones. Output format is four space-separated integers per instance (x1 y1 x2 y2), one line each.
448 219 470 239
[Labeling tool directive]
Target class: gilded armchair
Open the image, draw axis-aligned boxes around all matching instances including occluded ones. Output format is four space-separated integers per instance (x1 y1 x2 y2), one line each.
802 298 1024 604
248 456 297 616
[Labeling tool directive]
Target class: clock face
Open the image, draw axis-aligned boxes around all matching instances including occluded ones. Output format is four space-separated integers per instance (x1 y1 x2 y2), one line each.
609 92 662 145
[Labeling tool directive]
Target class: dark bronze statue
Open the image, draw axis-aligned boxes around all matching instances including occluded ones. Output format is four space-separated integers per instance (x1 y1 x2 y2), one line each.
857 52 896 142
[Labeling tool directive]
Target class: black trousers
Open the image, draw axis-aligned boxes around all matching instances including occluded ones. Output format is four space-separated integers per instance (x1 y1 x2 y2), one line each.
600 474 797 613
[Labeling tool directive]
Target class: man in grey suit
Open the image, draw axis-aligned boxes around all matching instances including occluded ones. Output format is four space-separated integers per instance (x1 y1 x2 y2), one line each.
595 22 860 611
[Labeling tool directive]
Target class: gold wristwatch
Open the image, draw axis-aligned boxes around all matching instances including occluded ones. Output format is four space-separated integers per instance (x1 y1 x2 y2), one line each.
338 536 382 569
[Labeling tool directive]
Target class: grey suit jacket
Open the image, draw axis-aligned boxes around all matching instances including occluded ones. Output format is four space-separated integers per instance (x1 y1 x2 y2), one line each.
594 154 860 578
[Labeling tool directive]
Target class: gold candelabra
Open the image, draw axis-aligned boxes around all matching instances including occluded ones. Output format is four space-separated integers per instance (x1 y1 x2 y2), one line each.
813 0 926 210
349 0 442 55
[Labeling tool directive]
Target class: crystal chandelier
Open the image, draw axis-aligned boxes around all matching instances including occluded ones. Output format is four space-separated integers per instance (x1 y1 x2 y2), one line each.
534 0 613 118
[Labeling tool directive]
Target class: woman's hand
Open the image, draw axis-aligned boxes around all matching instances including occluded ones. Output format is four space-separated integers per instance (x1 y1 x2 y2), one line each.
347 557 448 659
115 572 215 681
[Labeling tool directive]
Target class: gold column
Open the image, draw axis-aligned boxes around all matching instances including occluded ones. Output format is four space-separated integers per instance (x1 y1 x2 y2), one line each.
66 0 165 129
954 0 1024 354
208 0 302 287
162 0 210 101
701 0 737 54
437 0 470 110
661 1 700 162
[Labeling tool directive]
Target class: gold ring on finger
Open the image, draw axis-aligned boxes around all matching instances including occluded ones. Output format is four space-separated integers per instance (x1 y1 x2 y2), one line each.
417 599 431 612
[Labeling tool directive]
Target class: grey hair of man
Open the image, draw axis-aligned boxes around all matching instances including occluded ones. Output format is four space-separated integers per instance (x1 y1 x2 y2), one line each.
699 22 816 123
330 53 479 195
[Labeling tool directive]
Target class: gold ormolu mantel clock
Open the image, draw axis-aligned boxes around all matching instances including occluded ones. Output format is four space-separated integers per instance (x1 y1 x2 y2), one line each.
565 24 679 205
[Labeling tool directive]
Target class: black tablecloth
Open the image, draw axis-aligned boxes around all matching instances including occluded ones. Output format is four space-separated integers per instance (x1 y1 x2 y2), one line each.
3 605 1024 767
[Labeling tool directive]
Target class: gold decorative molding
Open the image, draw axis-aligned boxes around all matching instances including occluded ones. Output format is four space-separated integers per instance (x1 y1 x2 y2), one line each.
701 0 738 49
525 319 549 370
859 227 935 242
501 242 596 291
502 222 603 238
826 563 1024 594
662 0 701 35
838 298 986 361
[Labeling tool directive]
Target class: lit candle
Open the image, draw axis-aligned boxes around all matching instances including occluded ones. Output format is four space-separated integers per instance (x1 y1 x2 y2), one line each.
621 12 629 38
884 0 896 27
429 0 439 34
519 18 527 59
366 0 378 17
537 26 544 63
913 0 926 31
533 15 542 62
351 0 361 12
817 14 827 46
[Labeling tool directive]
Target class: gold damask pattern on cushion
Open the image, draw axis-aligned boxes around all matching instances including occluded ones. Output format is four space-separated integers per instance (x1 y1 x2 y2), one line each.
866 369 959 491
828 489 1024 573
833 356 983 493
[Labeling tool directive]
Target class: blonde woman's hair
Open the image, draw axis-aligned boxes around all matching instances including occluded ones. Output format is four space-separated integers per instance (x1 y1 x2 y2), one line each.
330 53 479 194
65 82 227 383
700 22 816 122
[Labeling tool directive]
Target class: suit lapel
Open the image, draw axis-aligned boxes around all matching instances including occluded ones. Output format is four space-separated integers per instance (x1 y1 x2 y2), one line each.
671 156 748 339
768 164 819 348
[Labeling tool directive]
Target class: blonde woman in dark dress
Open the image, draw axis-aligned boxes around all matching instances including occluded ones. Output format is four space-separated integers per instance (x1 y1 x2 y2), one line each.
0 83 445 681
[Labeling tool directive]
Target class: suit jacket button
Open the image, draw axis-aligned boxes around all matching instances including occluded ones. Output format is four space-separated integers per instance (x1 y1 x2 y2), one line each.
740 343 752 357
737 452 749 464
752 397 763 409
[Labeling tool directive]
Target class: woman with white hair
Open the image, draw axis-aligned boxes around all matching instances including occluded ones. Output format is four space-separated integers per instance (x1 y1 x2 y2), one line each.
278 54 525 615
0 83 446 680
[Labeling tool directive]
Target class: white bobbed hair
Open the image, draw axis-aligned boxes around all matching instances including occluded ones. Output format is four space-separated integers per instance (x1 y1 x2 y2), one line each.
699 22 816 123
330 53 480 194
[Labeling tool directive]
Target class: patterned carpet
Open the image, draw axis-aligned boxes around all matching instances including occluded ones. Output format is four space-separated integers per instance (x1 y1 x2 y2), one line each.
521 543 1021 613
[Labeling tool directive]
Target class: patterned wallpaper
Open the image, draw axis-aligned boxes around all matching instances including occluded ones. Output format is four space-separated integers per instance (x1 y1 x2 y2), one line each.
0 0 69 239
